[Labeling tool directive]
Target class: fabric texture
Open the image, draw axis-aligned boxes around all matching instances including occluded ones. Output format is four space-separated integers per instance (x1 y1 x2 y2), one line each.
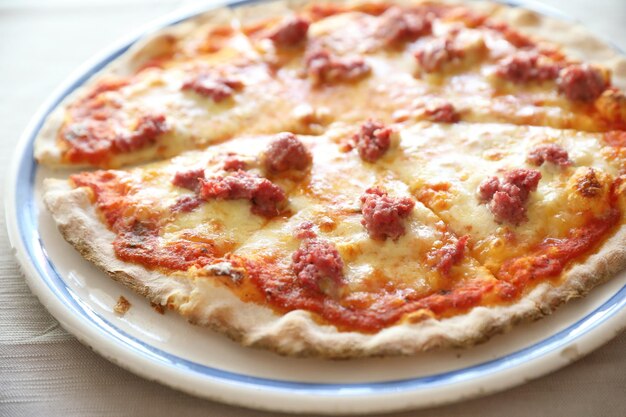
1 1 625 416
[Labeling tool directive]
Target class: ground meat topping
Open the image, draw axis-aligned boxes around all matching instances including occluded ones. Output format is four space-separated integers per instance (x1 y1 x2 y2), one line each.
292 238 344 292
527 144 571 167
477 176 501 202
267 16 310 47
113 114 168 153
172 168 206 191
199 170 286 217
414 37 464 73
353 120 393 162
263 132 312 173
433 235 469 276
494 52 560 84
503 169 542 201
424 101 460 123
170 195 203 213
222 154 247 171
375 6 433 45
295 221 317 239
181 72 244 102
305 48 371 85
478 168 541 225
557 64 609 102
360 187 415 241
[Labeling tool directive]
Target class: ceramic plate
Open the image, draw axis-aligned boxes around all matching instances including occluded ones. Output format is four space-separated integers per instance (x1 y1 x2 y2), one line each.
6 0 626 414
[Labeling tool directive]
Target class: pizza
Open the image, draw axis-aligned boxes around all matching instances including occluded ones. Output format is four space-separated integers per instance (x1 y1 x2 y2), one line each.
38 0 626 357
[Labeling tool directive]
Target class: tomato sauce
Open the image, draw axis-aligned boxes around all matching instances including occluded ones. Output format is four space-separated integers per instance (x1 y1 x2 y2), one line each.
71 169 623 332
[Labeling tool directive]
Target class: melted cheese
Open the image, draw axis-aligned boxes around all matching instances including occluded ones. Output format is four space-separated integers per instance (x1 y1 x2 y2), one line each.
84 127 496 296
233 134 496 295
383 122 621 270
52 4 626 168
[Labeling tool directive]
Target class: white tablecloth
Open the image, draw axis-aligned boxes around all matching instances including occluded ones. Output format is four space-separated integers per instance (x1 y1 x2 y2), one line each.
1 1 625 415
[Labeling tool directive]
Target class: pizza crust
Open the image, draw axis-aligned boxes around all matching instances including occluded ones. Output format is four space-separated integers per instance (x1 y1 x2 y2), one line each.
43 178 626 358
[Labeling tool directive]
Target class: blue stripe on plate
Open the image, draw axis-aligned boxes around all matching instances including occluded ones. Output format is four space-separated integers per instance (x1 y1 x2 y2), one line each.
12 0 626 395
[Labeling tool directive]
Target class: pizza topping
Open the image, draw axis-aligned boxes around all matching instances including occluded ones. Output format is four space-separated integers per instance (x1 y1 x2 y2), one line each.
170 195 203 213
263 132 312 173
477 176 501 202
181 72 244 102
375 6 433 46
115 114 168 153
432 235 469 276
199 171 286 217
527 144 571 167
576 168 603 198
115 233 220 272
424 101 460 123
305 48 371 85
485 21 534 48
494 52 560 83
63 113 168 164
172 168 206 191
414 37 464 73
295 221 317 239
267 16 310 47
292 238 344 292
222 154 247 171
478 168 541 225
353 120 393 162
360 187 415 241
557 64 609 102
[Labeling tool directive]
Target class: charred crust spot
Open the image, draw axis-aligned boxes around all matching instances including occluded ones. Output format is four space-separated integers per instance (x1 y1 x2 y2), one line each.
576 168 603 198
113 296 131 315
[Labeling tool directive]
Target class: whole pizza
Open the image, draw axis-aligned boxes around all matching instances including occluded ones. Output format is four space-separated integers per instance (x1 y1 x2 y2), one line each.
38 0 626 357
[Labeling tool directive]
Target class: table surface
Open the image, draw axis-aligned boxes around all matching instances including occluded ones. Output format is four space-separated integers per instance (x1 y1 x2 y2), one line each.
1 1 625 416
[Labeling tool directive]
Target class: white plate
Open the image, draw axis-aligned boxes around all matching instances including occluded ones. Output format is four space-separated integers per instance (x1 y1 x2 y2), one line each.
6 0 626 414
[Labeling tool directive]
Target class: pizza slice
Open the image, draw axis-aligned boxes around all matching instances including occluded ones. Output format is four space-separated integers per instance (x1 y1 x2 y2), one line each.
378 121 626 301
35 0 626 169
34 8 311 168
43 129 525 357
242 0 626 131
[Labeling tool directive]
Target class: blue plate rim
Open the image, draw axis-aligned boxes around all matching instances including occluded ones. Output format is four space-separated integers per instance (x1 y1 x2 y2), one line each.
6 0 626 400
